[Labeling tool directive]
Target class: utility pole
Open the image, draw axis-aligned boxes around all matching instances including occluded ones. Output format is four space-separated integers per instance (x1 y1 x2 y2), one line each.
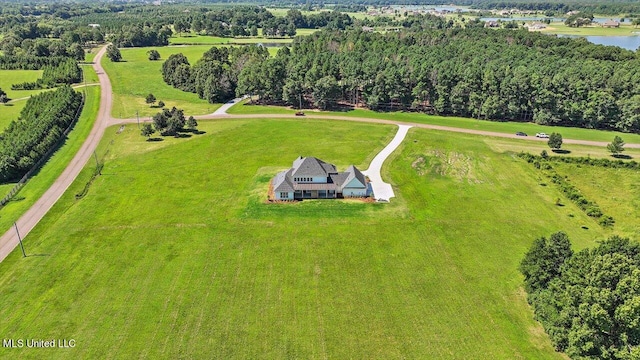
93 150 101 175
299 93 302 110
14 223 26 257
136 111 139 129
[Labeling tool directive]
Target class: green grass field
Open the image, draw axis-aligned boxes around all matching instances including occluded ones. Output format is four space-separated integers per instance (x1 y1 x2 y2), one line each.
0 69 44 101
552 162 640 238
169 34 295 45
102 46 223 119
81 63 99 84
0 116 619 359
228 100 640 145
0 101 25 132
0 85 100 235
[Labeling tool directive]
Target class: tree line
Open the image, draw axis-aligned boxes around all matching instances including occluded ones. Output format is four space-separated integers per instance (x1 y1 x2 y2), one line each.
0 54 70 70
228 28 639 133
162 45 270 104
0 86 83 182
520 232 640 359
109 24 173 48
11 58 82 90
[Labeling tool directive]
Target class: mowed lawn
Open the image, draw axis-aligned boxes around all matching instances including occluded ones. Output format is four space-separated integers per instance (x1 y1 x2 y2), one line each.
229 100 640 144
102 45 223 119
0 101 25 132
169 34 295 45
552 162 640 238
0 118 614 359
0 69 44 101
102 45 281 119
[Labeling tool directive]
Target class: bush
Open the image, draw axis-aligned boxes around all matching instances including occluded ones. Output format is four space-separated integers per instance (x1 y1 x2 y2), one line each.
598 215 615 227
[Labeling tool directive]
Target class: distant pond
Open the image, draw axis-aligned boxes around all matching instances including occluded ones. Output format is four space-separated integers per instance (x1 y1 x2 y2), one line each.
479 17 632 23
557 34 640 51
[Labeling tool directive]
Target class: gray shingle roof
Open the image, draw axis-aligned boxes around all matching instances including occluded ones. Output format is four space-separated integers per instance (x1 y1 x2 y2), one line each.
291 156 337 178
341 165 366 189
272 157 367 194
273 169 294 192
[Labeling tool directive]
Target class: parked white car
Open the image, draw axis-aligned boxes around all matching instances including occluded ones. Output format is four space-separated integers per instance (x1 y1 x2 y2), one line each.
536 133 549 138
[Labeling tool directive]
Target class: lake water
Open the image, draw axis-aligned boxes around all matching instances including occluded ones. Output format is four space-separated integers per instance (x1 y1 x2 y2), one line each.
390 5 470 12
481 17 564 22
558 35 640 51
480 17 630 23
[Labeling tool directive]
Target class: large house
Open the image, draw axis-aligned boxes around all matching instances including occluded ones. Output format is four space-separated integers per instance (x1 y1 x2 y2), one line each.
271 157 368 200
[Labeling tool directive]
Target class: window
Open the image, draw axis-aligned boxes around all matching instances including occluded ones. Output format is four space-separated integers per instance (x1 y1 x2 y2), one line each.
280 192 288 198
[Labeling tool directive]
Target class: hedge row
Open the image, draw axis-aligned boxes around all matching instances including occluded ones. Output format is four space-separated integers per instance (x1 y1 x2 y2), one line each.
0 86 83 182
518 152 615 227
0 55 70 70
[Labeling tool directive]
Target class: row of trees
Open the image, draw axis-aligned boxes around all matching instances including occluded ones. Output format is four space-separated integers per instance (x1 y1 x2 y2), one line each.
109 24 173 48
0 86 83 182
520 232 640 359
232 28 640 133
0 54 71 70
11 57 82 90
162 46 270 104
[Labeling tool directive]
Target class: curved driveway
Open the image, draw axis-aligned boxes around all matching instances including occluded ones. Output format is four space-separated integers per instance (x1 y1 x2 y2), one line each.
362 125 412 201
1 43 640 262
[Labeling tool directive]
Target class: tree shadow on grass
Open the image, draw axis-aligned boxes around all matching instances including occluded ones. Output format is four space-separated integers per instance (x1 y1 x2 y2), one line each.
146 137 164 142
552 149 571 154
612 154 632 160
3 103 14 107
27 253 50 257
183 129 206 135
174 133 192 138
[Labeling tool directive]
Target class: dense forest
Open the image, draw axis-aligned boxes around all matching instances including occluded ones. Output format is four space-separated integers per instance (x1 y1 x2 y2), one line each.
520 232 640 359
164 27 640 133
0 86 83 182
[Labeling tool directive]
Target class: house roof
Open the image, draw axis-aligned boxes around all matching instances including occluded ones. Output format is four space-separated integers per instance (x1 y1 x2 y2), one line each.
273 170 294 192
342 165 366 188
272 157 367 194
291 156 337 178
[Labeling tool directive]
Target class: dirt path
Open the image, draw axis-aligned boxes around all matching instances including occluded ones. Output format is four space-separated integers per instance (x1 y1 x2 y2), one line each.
0 46 112 263
111 113 640 149
7 83 101 104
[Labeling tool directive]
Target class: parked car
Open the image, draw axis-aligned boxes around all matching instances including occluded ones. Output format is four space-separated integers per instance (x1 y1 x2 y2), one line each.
536 132 549 138
515 132 527 136
295 111 305 116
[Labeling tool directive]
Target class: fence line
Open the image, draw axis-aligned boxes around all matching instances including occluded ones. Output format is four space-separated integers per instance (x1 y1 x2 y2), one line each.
0 93 86 209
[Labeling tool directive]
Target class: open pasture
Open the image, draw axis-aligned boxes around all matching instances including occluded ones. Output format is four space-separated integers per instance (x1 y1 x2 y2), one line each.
102 46 222 119
0 69 44 101
0 117 615 359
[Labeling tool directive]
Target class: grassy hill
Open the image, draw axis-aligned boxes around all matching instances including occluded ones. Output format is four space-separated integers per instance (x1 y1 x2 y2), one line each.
0 118 622 359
